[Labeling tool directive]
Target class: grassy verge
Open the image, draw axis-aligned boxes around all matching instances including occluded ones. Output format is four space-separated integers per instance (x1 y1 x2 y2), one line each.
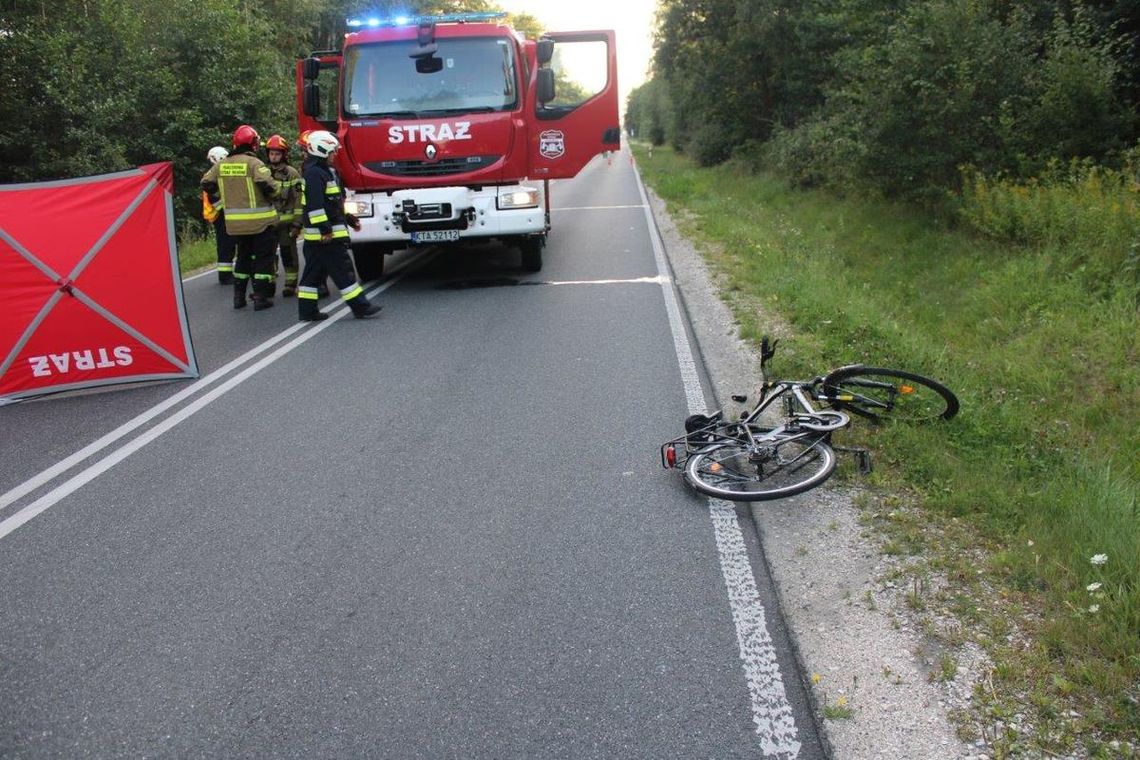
634 143 1138 757
177 236 217 275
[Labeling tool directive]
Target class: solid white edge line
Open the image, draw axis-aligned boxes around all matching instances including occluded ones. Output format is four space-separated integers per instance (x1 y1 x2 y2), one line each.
634 162 802 758
550 205 648 211
0 253 429 515
182 268 217 283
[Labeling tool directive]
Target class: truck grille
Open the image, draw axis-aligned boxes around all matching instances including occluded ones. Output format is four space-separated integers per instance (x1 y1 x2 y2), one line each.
365 155 500 177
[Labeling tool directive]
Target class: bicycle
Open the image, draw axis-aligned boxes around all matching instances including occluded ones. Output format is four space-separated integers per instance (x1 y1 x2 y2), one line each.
659 337 959 501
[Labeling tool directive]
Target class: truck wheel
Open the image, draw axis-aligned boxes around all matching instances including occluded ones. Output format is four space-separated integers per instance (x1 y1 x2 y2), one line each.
352 244 386 282
519 236 544 272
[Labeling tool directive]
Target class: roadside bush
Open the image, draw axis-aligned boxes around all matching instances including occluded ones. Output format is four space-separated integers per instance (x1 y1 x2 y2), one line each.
762 112 866 193
958 153 1140 296
834 0 1034 200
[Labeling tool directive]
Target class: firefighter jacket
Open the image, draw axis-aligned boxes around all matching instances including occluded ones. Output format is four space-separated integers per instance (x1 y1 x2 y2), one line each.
201 151 281 236
301 159 350 243
269 162 303 227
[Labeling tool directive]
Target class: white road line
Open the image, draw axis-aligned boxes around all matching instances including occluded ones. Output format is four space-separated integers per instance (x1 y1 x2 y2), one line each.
550 204 648 211
635 163 802 759
0 254 428 519
182 268 218 283
538 276 665 287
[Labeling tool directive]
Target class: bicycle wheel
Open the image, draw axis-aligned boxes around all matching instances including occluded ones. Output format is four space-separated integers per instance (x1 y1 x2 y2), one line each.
822 366 959 422
684 434 837 501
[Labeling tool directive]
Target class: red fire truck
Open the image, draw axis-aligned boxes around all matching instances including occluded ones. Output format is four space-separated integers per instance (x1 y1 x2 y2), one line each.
296 12 620 279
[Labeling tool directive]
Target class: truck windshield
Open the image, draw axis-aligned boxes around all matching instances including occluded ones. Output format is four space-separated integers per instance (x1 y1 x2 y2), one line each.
344 36 518 117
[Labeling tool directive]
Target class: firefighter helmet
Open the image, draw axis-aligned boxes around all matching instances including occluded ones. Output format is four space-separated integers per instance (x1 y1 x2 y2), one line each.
207 146 229 165
265 134 289 153
232 124 261 150
296 130 312 150
305 130 340 158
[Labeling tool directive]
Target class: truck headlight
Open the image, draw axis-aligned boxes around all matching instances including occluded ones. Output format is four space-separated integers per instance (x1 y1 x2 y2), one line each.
496 189 539 210
344 199 373 217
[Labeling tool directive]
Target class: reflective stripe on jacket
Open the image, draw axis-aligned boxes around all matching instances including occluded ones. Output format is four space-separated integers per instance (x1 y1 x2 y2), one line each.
301 159 350 242
269 162 303 224
201 152 280 236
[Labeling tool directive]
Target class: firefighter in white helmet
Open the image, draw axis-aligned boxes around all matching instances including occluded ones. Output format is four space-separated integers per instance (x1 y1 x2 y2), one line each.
202 146 236 284
297 130 380 321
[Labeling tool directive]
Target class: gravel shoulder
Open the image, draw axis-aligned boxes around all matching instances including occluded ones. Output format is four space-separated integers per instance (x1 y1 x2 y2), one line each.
646 185 990 759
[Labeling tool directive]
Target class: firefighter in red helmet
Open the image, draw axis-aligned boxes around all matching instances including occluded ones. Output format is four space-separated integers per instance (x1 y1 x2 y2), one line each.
201 125 282 310
264 134 303 296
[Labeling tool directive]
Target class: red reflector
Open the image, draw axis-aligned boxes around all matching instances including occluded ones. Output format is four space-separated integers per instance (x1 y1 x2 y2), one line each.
665 445 677 467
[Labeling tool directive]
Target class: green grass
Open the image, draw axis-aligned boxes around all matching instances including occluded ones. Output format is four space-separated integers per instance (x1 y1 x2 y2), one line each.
634 143 1139 753
177 235 217 275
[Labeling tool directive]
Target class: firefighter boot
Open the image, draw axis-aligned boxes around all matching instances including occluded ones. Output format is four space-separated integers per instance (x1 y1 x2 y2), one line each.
348 295 382 320
233 279 248 309
282 274 297 297
251 280 275 311
298 298 328 322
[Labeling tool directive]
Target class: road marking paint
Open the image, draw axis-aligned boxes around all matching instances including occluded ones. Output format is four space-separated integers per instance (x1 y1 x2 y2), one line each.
635 163 802 758
182 268 218 283
550 205 648 211
538 276 665 286
0 254 430 517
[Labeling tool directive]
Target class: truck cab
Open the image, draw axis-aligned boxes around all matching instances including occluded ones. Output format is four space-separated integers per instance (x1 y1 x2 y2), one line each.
297 12 620 278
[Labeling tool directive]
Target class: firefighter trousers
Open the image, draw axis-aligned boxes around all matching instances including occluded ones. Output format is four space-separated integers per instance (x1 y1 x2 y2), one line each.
298 240 371 317
213 215 236 275
233 227 278 302
274 223 299 286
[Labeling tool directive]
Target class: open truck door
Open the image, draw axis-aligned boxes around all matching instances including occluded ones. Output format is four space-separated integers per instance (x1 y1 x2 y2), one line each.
527 31 619 180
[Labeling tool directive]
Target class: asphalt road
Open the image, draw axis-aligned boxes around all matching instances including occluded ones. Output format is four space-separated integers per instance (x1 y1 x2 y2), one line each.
0 149 825 759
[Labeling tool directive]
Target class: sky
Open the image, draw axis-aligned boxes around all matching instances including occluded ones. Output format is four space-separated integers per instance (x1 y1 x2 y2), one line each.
493 0 659 114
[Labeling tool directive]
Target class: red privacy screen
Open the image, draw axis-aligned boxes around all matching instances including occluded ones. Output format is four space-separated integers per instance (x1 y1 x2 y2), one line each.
0 163 198 405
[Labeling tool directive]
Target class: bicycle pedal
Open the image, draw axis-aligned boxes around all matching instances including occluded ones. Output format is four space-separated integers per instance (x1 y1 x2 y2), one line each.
855 450 873 476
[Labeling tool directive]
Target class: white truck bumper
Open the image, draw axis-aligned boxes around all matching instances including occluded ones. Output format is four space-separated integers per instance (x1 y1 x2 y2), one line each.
344 184 546 246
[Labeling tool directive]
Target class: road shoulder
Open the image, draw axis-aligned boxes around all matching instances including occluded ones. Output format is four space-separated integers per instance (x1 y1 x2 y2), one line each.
645 184 986 759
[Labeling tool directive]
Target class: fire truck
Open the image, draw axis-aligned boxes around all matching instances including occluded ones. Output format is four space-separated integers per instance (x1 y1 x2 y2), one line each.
296 12 620 279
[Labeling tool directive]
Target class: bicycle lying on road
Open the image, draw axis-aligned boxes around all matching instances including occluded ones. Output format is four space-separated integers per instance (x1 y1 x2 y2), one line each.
660 337 959 501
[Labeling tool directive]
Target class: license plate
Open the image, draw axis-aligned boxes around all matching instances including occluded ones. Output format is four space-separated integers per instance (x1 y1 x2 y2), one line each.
411 229 460 244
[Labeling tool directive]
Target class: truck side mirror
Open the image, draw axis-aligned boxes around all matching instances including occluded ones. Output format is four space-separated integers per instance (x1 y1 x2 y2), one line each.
302 57 322 81
303 82 321 117
537 68 555 104
536 38 554 66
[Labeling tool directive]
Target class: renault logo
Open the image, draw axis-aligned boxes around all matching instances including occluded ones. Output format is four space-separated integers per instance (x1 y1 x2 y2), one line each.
425 144 438 160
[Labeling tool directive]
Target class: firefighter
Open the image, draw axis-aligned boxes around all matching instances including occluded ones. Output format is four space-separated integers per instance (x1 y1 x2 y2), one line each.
297 130 381 321
264 134 303 296
296 130 329 299
201 125 281 310
203 146 237 284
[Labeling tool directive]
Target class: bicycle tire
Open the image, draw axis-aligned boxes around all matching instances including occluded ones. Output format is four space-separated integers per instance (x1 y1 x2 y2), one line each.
822 366 959 422
684 434 837 501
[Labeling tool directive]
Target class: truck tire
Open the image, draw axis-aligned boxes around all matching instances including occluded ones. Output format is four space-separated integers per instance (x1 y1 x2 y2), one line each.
519 236 544 272
352 244 386 282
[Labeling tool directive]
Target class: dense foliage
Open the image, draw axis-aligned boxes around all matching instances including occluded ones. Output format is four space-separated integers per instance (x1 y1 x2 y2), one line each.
627 0 1139 200
0 0 539 233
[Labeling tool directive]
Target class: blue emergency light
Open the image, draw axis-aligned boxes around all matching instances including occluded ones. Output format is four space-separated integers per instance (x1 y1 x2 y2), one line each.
346 11 506 28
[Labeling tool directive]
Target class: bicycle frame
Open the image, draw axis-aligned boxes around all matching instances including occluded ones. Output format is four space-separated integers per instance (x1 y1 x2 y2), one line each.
660 337 869 474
